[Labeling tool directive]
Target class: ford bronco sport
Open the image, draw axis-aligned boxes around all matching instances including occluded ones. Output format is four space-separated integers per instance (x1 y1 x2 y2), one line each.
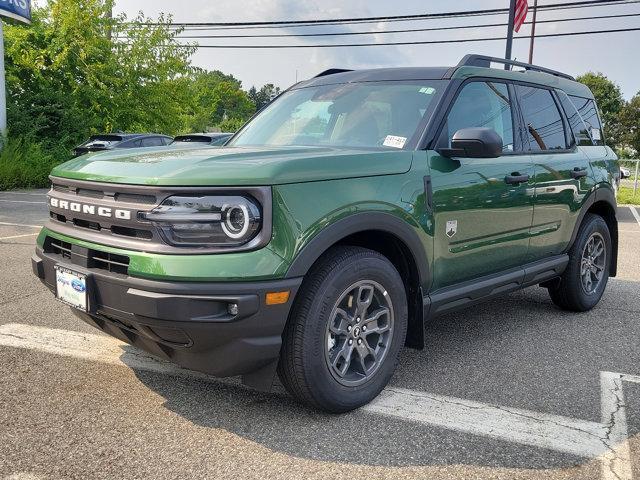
33 55 619 412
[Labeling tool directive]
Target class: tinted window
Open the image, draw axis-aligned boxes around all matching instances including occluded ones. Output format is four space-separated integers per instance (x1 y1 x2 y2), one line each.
569 95 604 146
142 137 164 147
516 86 567 151
439 81 514 152
230 81 445 149
557 91 591 146
210 135 231 146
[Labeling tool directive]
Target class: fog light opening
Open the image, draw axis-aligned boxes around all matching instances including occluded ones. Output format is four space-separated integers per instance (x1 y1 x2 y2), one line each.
228 303 239 316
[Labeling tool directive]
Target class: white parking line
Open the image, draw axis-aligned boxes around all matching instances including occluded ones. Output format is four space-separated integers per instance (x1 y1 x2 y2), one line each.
0 191 47 196
0 323 634 478
600 372 633 480
630 206 640 226
0 199 45 204
366 387 606 458
0 233 39 240
0 222 42 228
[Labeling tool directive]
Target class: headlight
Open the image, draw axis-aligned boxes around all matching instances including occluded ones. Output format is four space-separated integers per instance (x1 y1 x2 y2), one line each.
142 195 262 247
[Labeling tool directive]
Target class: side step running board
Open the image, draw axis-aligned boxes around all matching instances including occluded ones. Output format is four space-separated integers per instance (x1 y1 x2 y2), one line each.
426 255 569 317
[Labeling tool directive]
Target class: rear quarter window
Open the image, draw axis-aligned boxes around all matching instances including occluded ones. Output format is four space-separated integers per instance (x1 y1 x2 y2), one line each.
557 91 592 146
568 95 605 146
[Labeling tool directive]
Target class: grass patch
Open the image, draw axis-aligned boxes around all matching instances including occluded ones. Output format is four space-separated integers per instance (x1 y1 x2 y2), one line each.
618 186 640 205
0 136 71 190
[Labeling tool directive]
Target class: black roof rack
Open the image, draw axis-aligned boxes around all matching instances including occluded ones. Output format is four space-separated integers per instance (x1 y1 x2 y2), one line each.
314 68 353 78
457 54 575 81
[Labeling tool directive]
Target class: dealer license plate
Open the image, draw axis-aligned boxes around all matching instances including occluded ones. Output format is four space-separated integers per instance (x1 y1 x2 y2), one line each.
55 266 88 311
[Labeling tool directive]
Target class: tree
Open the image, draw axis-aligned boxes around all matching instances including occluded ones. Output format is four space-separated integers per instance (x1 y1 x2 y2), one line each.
576 72 624 147
248 83 282 111
4 0 196 144
618 94 640 154
183 70 255 132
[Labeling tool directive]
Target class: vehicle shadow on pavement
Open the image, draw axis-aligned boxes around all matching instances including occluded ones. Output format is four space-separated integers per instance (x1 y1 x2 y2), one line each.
122 281 640 471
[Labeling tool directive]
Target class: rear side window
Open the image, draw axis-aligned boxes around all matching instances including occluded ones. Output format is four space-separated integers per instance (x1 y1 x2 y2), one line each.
439 81 514 152
568 95 604 146
516 85 568 151
142 137 164 147
557 91 592 146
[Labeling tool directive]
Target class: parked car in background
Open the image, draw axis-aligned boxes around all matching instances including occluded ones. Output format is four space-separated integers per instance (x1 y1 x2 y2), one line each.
73 134 173 157
620 166 631 179
170 133 234 147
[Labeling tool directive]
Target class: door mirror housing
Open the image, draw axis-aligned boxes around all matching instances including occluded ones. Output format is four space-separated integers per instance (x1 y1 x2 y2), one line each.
439 128 503 159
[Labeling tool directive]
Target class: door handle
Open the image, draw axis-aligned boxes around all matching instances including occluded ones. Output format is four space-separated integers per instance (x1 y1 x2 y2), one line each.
571 167 588 179
505 173 530 185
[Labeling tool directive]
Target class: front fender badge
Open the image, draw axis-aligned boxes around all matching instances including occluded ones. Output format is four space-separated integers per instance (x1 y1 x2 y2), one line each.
446 220 458 238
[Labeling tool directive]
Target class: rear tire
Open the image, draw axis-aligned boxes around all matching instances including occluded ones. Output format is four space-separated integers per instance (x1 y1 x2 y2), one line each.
548 213 611 312
278 246 408 413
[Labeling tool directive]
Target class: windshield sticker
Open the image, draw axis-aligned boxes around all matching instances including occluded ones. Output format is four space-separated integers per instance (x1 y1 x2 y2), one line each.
419 87 436 94
591 128 602 141
383 135 407 149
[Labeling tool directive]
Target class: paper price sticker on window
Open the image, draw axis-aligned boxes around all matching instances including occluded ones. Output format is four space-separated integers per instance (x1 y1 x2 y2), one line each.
383 135 407 149
591 128 602 141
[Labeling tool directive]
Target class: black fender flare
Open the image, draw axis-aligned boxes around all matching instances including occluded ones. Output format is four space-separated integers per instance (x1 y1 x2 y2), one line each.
565 186 618 275
285 212 430 290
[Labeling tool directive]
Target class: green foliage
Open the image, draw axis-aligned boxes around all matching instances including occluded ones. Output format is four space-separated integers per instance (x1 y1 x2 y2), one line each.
248 83 281 111
0 135 69 190
617 94 640 154
218 117 247 133
5 0 196 144
576 72 625 148
618 186 640 206
0 0 266 189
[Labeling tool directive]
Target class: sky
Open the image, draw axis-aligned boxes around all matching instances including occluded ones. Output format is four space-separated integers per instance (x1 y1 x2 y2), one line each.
116 0 640 99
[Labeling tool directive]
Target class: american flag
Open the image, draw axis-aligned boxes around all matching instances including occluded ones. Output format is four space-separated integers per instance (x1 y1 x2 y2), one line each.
513 0 529 32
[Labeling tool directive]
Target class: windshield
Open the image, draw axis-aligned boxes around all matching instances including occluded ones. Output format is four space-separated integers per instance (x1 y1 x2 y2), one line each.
229 81 445 149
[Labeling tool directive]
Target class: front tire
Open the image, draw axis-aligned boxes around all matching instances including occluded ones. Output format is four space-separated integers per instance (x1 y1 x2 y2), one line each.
548 213 611 312
278 246 408 413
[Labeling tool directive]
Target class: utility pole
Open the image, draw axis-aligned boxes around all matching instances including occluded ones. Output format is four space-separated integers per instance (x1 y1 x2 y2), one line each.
504 0 517 68
528 0 539 64
0 18 6 137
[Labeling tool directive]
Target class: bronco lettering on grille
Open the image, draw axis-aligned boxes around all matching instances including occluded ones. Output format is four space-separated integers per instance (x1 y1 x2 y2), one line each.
49 197 132 220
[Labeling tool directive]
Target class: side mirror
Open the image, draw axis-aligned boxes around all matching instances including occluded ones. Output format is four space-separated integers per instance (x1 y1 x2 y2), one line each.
439 128 503 159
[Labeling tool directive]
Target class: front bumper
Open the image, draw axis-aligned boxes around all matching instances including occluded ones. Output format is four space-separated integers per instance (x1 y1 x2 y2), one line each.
32 246 302 389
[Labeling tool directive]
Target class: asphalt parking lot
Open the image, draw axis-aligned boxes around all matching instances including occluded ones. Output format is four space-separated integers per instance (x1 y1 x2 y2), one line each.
1 189 640 480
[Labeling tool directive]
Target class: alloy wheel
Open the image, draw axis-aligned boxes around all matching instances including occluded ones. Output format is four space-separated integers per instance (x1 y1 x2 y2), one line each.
325 280 394 387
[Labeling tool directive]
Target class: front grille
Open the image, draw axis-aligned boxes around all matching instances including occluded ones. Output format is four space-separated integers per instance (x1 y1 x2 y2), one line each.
44 236 130 276
47 178 162 245
48 238 72 260
90 250 130 275
45 177 272 254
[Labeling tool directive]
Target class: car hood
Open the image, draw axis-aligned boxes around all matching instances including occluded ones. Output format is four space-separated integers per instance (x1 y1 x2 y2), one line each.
50 146 414 186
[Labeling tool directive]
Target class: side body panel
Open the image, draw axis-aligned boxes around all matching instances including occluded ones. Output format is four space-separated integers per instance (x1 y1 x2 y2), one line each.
273 159 433 289
427 151 535 290
528 149 595 261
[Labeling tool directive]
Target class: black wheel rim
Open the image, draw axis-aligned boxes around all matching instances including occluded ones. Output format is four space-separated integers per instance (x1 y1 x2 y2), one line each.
580 232 607 295
324 280 394 387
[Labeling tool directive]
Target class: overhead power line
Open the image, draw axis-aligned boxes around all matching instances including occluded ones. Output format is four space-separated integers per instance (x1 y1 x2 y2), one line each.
132 0 638 30
161 26 640 48
167 12 640 39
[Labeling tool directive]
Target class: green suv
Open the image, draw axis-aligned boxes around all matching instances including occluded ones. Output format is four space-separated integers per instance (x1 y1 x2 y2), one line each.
32 55 619 412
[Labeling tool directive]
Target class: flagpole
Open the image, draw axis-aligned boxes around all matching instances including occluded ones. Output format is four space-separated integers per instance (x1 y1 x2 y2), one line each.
528 0 538 64
504 0 517 68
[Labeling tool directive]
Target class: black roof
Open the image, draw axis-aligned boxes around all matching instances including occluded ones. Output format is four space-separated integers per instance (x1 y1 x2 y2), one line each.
91 133 170 140
297 67 451 88
295 55 577 90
